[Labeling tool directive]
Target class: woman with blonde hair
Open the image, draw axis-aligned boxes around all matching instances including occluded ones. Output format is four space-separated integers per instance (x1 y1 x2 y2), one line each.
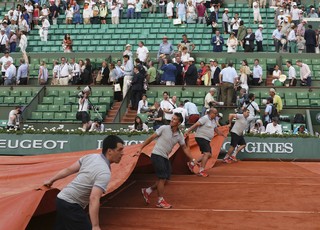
38 61 48 85
202 65 212 86
227 32 238 53
239 60 250 92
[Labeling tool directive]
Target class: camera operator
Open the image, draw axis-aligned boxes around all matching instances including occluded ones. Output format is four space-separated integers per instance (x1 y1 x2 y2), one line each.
77 86 91 132
7 106 21 130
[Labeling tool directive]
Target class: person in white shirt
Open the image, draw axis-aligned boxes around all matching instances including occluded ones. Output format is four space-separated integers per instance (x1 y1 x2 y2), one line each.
19 31 27 53
242 93 260 132
89 118 105 132
287 25 297 53
166 0 174 18
126 0 135 19
136 41 149 64
51 60 60 85
204 87 218 110
219 62 237 106
65 4 74 24
296 60 312 86
272 64 281 81
83 2 92 24
111 1 120 24
24 1 33 27
58 57 72 85
286 60 297 86
40 16 50 42
291 4 300 25
253 0 262 24
172 101 188 127
255 24 264 52
0 28 9 53
129 116 149 131
137 94 149 114
70 58 81 85
0 50 13 77
160 91 175 123
7 106 21 129
222 8 229 34
265 117 282 134
77 86 91 132
41 4 49 17
4 60 16 85
230 13 241 36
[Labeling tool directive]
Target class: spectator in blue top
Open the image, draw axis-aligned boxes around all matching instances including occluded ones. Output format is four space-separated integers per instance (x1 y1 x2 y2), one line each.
211 30 224 52
293 125 308 135
161 59 177 86
157 36 174 68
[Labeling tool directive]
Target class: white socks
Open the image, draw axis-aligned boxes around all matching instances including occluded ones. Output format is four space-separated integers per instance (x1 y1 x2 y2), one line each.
146 187 153 195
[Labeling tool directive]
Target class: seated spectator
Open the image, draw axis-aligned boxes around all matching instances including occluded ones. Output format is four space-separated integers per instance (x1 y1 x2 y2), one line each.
204 87 218 112
265 117 282 134
129 116 149 131
293 125 308 135
89 118 105 132
137 94 149 114
7 106 21 130
180 46 190 63
272 64 281 80
251 119 265 134
184 99 200 125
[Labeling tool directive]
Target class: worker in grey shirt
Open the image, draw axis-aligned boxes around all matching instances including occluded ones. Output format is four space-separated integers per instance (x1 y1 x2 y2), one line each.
44 135 124 230
16 58 28 85
185 108 226 177
136 113 196 209
223 108 250 163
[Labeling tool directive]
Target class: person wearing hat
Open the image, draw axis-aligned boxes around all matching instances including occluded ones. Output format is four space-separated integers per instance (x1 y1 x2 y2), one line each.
272 25 283 52
308 8 318 18
185 57 198 85
269 88 283 114
211 30 224 52
8 30 16 53
255 24 264 52
222 8 229 34
157 36 174 68
265 117 282 134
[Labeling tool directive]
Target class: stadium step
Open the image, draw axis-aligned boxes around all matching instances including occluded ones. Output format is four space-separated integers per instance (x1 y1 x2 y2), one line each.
104 102 121 123
121 108 138 123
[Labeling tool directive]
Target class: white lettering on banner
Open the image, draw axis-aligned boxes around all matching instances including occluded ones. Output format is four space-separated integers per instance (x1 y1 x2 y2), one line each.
222 141 294 154
0 139 69 150
96 140 145 149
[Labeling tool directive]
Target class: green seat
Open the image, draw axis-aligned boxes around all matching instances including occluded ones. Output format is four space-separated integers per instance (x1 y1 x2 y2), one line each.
43 112 54 120
26 97 34 103
192 98 203 106
273 80 283 87
3 97 14 104
42 97 54 104
47 89 59 97
146 90 158 98
99 97 112 104
0 90 8 97
21 90 32 97
48 105 60 111
310 99 320 107
181 91 194 98
285 99 297 107
285 92 296 99
71 105 79 112
65 97 77 104
54 97 65 105
37 104 48 111
66 112 76 120
15 97 26 104
93 90 104 97
60 105 71 112
147 97 155 104
296 92 308 99
138 113 149 123
54 112 66 120
104 89 114 97
0 97 3 103
169 90 181 98
193 90 206 98
281 122 292 133
59 90 70 97
90 97 99 104
10 90 21 97
297 99 310 107
31 112 42 120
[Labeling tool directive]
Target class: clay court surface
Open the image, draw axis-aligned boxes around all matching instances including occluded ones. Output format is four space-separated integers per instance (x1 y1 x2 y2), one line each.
28 161 320 230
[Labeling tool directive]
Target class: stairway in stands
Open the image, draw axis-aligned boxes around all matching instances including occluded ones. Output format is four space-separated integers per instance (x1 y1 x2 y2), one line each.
104 102 121 123
121 108 137 123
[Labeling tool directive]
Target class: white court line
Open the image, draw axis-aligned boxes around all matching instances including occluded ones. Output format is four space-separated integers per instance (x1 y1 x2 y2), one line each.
101 206 320 214
172 175 320 179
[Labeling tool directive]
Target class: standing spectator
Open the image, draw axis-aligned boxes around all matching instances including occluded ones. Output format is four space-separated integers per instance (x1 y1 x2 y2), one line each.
6 106 21 130
173 56 184 85
38 61 48 85
99 1 108 24
65 4 74 24
297 35 306 53
73 1 81 24
266 117 282 134
19 14 29 34
136 41 149 65
157 36 174 68
239 60 250 92
176 0 187 24
286 61 297 86
252 59 262 85
211 30 224 52
51 60 59 85
0 50 13 79
219 62 237 106
297 20 306 37
296 60 312 87
39 16 50 42
308 8 318 18
83 2 92 24
161 59 177 86
149 101 164 130
82 58 93 85
272 25 283 52
137 94 149 114
123 44 134 66
185 57 197 85
291 3 300 26
91 2 100 24
210 59 220 86
243 93 260 132
147 60 157 84
16 58 29 85
70 58 81 85
186 0 197 23
9 30 17 53
148 0 157 14
223 109 250 163
237 20 247 48
304 25 317 53
62 34 72 53
185 108 226 177
197 0 206 24
0 29 9 53
49 2 59 25
159 0 165 14
287 25 297 53
243 28 255 52
208 4 218 34
19 31 27 54
41 4 50 18
131 66 145 110
263 97 273 125
226 32 238 53
111 1 120 24
222 8 229 34
58 57 72 85
160 91 175 124
230 13 241 36
127 0 135 19
33 3 40 27
135 0 142 19
255 24 264 52
96 61 109 85
3 60 16 85
25 1 33 28
253 0 262 24
117 0 124 20
269 88 283 114
178 34 195 53
122 54 134 97
202 65 212 86
183 99 200 125
180 46 190 63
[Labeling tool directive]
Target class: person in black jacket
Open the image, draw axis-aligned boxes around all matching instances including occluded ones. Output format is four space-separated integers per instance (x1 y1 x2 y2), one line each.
82 58 93 85
242 28 255 52
100 61 110 85
173 56 184 85
210 59 221 85
185 57 198 85
304 25 317 53
130 66 145 110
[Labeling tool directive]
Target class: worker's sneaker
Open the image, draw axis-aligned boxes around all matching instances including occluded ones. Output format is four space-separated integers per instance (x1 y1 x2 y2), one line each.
156 199 172 209
223 157 232 164
141 188 150 204
229 156 238 162
187 161 196 173
197 171 209 177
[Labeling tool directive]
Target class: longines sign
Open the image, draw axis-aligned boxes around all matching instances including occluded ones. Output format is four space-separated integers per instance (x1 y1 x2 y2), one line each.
0 134 319 160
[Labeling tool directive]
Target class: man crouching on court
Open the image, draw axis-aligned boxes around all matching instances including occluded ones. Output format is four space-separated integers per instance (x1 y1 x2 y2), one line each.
136 112 197 209
44 135 124 230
